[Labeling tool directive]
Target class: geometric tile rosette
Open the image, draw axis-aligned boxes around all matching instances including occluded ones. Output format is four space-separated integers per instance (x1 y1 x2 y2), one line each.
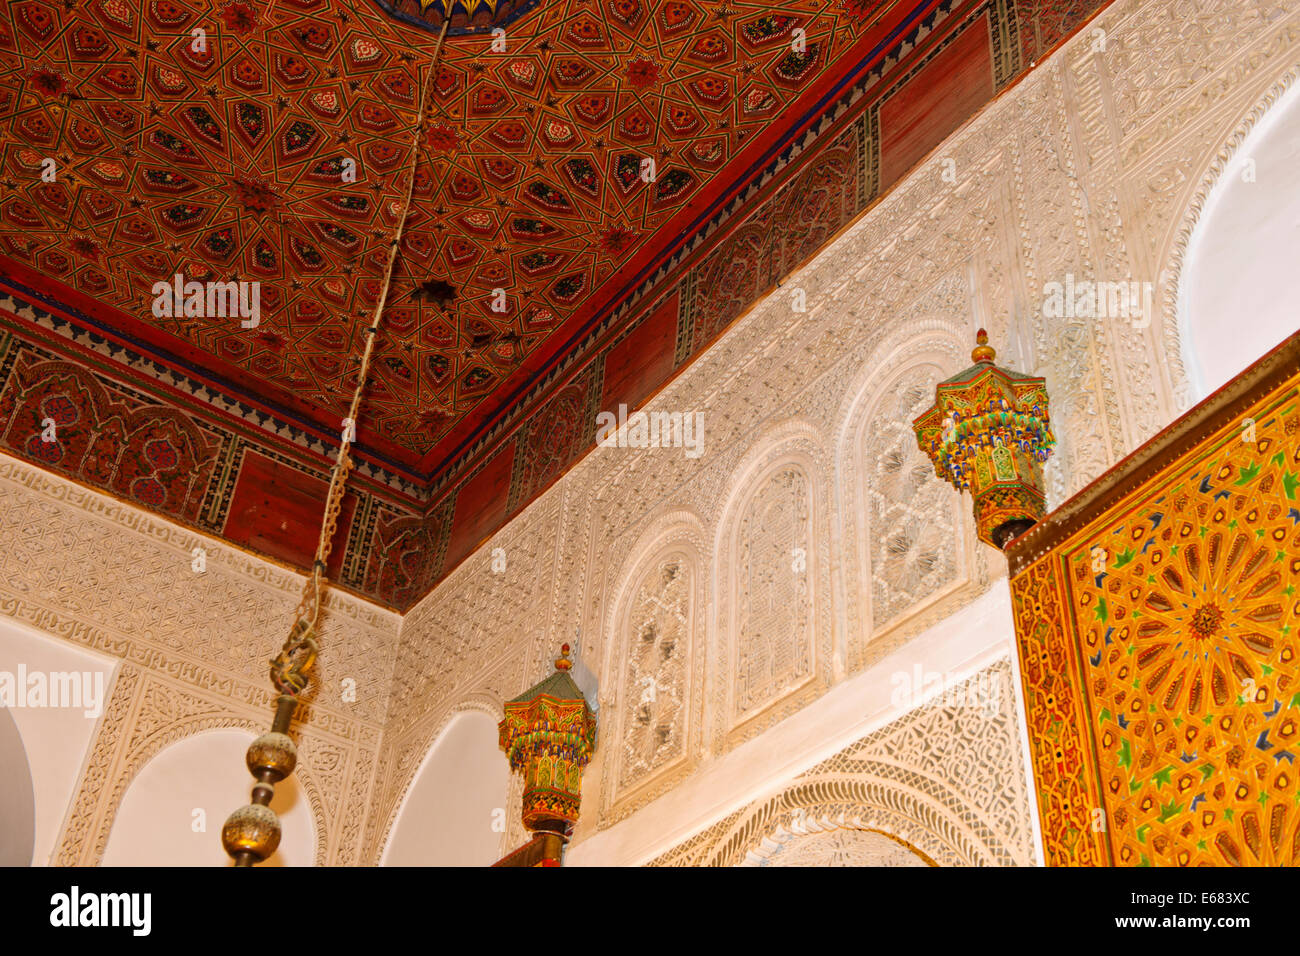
1013 374 1300 866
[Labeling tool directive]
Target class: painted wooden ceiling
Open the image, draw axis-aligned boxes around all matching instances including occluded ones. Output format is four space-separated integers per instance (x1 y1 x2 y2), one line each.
0 0 905 472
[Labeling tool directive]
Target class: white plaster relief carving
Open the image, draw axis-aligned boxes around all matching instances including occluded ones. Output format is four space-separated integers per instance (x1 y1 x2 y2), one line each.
649 659 1034 867
739 825 933 867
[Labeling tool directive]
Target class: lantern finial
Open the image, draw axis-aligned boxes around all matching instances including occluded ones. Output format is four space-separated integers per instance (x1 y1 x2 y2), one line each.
913 331 1055 550
499 646 598 835
972 328 996 364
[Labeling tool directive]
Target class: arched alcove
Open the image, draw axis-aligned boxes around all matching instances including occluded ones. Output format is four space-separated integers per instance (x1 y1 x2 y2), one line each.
0 705 35 865
697 416 839 754
713 435 826 748
101 729 315 866
1179 80 1300 397
856 358 968 632
599 523 706 822
0 615 117 865
739 827 934 867
382 710 509 866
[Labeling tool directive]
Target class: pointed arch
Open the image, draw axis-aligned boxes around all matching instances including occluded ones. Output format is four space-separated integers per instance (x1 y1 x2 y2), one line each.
373 695 506 865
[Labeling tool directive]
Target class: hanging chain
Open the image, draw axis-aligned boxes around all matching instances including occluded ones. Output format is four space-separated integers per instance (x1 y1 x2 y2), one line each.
269 23 449 698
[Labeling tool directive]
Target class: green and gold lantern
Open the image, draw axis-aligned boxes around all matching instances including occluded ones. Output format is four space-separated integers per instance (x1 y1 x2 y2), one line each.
499 644 597 833
913 330 1055 549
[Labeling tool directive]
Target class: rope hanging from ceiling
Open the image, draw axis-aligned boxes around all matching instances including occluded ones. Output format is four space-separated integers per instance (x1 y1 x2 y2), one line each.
222 20 450 866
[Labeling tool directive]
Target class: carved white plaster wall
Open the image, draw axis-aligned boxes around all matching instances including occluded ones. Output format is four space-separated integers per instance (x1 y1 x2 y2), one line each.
833 325 988 655
597 511 708 825
711 426 833 752
379 0 1300 868
861 365 961 628
383 0 1300 866
648 658 1034 867
738 826 934 867
0 452 396 866
0 614 117 865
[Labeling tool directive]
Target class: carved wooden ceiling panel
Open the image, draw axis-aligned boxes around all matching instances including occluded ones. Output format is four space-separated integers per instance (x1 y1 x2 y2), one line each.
0 0 902 468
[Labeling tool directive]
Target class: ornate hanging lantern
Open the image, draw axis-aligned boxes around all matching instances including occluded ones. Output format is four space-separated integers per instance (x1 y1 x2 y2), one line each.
912 330 1055 549
498 645 597 844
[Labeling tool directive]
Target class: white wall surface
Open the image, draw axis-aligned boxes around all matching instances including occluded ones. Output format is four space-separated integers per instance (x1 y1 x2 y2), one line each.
0 616 116 865
567 586 1036 865
1180 81 1300 397
382 710 510 866
0 704 34 865
101 729 315 867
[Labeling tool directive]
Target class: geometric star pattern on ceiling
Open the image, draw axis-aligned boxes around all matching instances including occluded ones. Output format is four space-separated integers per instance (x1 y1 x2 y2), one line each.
0 0 883 463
